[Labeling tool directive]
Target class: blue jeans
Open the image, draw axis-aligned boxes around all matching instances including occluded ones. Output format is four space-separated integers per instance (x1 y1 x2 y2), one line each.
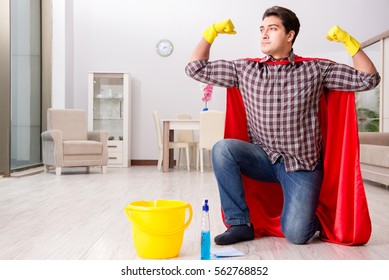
212 139 323 244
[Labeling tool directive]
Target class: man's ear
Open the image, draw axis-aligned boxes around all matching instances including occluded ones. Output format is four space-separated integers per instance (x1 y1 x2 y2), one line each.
287 30 295 43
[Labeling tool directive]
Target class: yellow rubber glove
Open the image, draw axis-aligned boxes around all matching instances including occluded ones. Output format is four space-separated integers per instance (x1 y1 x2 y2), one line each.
326 25 360 56
202 19 237 44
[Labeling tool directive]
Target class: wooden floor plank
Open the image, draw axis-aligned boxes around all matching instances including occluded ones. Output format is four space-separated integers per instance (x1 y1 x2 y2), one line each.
0 166 388 260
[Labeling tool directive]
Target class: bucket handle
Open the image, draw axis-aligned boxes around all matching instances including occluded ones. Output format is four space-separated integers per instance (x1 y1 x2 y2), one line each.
124 204 193 236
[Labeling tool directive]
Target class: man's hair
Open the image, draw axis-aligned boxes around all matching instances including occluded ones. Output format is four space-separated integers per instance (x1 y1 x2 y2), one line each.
262 6 300 45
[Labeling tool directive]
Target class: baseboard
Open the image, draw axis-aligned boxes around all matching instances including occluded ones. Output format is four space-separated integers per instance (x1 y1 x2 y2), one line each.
130 160 177 166
130 160 158 166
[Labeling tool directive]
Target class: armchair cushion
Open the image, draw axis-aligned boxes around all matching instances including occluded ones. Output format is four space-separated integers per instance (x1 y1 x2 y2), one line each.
359 132 389 186
47 109 87 140
63 140 103 155
360 144 389 167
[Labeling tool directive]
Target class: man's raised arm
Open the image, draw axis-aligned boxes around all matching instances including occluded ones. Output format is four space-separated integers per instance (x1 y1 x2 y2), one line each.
189 19 237 62
326 25 378 74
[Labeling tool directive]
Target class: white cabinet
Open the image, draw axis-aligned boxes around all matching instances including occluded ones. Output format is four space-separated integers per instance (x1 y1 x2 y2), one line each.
88 72 131 167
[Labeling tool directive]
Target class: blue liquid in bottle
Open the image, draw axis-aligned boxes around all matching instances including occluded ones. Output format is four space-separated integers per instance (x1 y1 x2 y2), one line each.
201 230 211 260
201 199 211 260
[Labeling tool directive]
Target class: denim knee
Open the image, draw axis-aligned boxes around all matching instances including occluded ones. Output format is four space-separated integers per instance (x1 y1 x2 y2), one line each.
212 139 231 166
282 224 314 245
212 139 225 156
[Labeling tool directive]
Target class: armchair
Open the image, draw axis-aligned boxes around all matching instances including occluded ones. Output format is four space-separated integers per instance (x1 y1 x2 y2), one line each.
41 108 109 175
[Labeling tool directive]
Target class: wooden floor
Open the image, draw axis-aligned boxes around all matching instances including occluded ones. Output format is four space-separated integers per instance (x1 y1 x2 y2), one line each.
0 165 388 260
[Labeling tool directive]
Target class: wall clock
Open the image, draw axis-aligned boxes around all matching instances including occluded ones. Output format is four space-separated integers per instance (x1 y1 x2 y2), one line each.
156 39 174 57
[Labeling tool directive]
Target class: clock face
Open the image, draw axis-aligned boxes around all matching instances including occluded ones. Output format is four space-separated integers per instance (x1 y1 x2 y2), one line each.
156 39 173 57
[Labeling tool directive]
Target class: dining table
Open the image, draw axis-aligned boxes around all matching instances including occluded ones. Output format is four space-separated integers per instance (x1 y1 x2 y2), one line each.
160 118 200 172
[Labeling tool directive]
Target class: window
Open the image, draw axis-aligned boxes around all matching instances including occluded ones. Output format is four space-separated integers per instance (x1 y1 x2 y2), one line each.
356 30 389 133
356 41 381 132
10 0 42 170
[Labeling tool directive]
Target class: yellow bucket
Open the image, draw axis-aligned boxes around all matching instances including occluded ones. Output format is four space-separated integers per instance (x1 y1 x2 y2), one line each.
124 199 193 259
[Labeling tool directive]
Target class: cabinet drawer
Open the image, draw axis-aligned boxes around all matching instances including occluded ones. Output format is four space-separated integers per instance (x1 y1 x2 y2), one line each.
108 152 123 165
107 141 123 152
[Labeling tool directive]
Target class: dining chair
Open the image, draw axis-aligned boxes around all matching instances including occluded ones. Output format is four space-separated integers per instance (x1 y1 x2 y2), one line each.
175 113 199 169
153 111 191 171
197 110 226 172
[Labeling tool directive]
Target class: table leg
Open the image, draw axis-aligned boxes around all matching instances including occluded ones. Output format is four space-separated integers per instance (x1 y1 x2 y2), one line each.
162 121 170 172
169 130 174 168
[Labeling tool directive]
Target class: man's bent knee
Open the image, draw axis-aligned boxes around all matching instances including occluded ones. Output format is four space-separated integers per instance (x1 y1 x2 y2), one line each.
212 139 236 164
282 225 315 245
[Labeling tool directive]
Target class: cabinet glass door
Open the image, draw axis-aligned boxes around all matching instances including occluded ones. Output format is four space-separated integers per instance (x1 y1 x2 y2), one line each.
92 73 124 141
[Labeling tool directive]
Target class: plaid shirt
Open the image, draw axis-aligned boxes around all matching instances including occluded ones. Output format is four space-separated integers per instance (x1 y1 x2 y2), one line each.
185 52 381 172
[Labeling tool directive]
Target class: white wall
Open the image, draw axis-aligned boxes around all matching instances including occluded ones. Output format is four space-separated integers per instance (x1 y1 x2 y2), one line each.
51 0 65 108
54 0 389 161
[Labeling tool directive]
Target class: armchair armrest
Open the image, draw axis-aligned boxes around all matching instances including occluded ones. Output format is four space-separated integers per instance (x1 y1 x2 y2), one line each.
87 130 109 143
87 130 109 165
41 129 63 166
41 129 62 142
359 132 389 146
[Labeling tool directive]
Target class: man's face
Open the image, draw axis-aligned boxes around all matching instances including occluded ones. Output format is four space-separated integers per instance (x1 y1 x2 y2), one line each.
260 15 294 58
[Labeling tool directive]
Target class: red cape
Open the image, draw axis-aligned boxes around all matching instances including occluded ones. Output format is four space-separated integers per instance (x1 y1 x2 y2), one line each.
223 56 372 245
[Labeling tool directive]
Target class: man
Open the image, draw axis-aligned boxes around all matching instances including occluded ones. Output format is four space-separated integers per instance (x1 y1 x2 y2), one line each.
185 6 380 245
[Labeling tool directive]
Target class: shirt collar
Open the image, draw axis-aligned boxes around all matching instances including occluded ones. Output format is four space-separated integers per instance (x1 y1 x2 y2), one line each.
260 50 296 64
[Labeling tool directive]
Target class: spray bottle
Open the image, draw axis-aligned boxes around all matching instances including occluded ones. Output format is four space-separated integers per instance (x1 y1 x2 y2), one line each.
201 198 211 260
